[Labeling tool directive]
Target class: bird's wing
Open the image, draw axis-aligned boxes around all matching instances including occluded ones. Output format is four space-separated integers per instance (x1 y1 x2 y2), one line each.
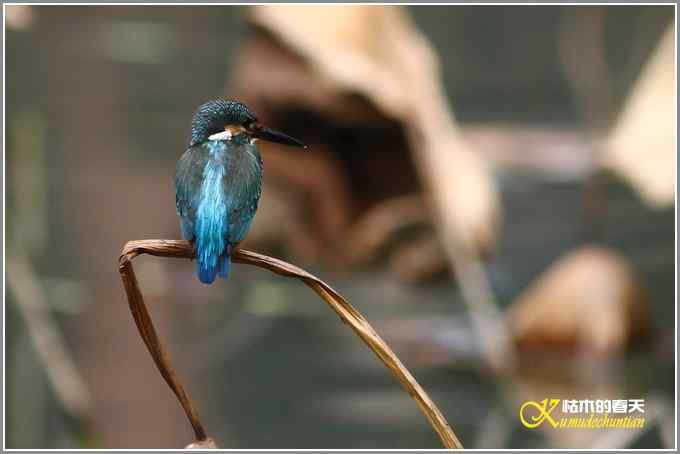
175 144 210 240
224 142 263 244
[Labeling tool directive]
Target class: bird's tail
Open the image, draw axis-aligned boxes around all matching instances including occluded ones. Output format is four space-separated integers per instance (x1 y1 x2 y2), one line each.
194 160 230 284
197 245 231 284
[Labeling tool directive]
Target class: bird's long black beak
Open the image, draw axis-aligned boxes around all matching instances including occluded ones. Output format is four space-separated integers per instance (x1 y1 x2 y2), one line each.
251 124 306 148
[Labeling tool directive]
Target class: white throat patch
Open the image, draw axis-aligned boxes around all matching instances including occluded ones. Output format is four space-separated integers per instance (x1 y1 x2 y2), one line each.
208 130 233 141
209 125 247 142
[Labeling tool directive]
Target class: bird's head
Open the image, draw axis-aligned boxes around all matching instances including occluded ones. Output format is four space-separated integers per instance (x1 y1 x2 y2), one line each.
189 99 306 148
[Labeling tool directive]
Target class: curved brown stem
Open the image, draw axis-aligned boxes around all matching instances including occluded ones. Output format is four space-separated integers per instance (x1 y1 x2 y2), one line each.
118 241 206 443
118 239 463 449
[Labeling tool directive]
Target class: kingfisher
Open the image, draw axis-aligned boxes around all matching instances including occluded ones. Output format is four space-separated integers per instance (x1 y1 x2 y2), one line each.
175 99 305 284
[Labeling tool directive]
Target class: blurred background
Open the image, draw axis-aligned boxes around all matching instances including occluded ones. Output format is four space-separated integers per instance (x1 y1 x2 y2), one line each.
4 5 676 449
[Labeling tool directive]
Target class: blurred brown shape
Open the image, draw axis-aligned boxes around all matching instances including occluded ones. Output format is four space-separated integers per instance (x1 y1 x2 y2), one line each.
603 21 675 209
389 233 447 284
230 5 513 372
346 195 429 262
229 5 500 279
5 5 35 30
507 246 651 355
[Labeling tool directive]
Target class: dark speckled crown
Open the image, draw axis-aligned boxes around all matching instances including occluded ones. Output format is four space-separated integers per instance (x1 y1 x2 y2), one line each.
189 99 258 146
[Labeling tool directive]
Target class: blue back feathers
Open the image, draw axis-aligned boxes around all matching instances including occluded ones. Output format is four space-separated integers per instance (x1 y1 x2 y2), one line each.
194 151 228 283
175 136 263 284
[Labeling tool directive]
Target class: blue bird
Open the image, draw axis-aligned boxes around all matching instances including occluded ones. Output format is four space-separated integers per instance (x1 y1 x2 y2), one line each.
175 100 305 284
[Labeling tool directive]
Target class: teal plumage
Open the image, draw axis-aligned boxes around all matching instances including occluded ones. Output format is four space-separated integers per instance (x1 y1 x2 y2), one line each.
175 100 303 285
176 135 263 284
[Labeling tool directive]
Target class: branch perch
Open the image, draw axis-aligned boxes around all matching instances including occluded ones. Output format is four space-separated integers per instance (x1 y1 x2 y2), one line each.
119 239 462 449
